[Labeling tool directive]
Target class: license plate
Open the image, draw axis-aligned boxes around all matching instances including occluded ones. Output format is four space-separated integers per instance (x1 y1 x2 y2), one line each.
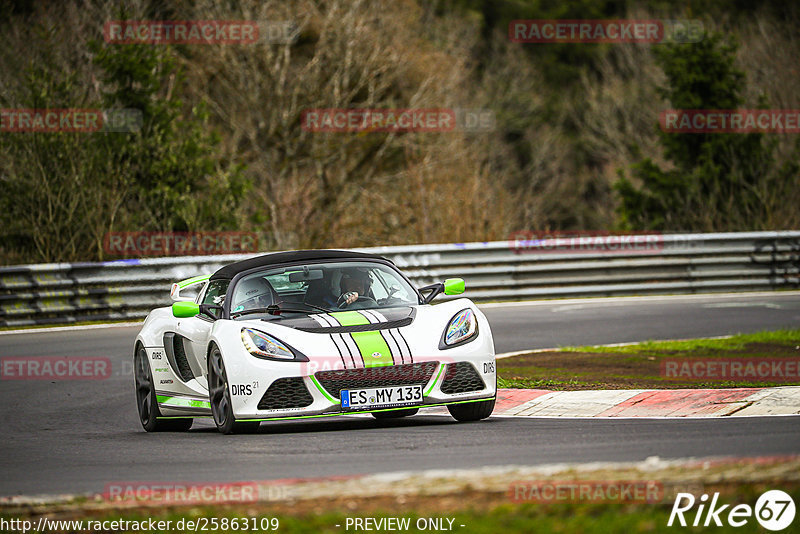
341 385 423 410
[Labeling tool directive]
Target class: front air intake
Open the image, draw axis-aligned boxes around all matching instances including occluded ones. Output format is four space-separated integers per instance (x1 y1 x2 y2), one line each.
440 362 485 394
315 361 438 399
257 377 314 410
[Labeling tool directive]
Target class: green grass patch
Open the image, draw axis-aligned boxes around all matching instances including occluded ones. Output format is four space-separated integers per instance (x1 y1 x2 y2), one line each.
563 329 800 354
498 328 800 390
498 376 597 390
3 483 795 533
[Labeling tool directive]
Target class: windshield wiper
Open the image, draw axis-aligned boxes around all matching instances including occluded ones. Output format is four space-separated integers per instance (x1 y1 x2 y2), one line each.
231 303 332 318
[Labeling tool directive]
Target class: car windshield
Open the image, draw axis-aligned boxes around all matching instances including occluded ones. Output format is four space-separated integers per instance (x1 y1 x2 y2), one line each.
229 260 420 318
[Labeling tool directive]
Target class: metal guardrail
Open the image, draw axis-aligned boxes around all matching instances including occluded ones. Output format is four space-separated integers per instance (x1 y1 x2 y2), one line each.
1 231 798 327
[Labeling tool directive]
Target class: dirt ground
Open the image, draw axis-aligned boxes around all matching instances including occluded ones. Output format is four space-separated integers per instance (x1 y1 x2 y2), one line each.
498 342 800 390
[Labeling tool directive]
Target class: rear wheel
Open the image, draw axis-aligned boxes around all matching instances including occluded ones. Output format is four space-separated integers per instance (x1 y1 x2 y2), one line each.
447 398 495 422
371 408 419 419
208 344 260 435
134 344 192 432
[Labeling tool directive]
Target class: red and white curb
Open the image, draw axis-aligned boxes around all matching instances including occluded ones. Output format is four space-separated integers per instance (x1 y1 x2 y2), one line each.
482 387 800 417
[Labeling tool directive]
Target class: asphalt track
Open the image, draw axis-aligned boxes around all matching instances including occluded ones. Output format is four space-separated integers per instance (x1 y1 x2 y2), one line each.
1 292 799 497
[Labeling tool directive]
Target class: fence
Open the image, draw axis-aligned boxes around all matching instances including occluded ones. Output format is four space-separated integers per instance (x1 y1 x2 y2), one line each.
1 231 798 327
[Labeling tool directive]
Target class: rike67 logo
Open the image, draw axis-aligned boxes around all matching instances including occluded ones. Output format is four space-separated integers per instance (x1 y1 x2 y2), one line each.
668 490 795 531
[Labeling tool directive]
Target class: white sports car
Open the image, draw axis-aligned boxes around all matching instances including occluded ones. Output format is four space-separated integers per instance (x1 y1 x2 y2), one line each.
134 250 496 433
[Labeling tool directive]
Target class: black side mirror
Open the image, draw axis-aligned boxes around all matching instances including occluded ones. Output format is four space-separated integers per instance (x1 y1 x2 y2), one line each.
419 278 466 304
418 282 445 304
199 304 223 320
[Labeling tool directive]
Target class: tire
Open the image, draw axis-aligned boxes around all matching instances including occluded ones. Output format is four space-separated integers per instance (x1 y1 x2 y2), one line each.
371 408 419 419
208 344 260 435
134 344 193 432
447 398 495 422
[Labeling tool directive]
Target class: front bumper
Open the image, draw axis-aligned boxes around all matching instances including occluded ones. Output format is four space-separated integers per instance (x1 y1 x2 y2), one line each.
233 358 496 421
222 327 497 420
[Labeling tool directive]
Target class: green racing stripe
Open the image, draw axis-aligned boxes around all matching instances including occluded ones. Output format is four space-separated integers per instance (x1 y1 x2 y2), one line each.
310 375 337 403
177 274 210 289
328 311 394 368
425 363 446 396
156 395 210 410
159 397 495 422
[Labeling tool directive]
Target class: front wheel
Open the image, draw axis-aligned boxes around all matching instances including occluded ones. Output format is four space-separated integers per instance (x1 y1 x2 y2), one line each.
447 398 495 422
208 344 260 435
134 344 192 432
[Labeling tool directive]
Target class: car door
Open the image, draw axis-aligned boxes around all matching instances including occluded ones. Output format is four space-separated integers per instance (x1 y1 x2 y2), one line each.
175 279 228 385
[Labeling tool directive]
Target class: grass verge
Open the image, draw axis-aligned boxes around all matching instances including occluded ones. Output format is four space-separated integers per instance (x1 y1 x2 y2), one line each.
1 481 796 533
499 328 800 390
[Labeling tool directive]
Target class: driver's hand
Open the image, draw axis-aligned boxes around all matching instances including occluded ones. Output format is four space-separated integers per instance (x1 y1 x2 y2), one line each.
344 291 358 304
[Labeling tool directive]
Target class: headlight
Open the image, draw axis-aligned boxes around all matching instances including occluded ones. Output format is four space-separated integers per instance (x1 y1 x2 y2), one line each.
442 308 478 347
241 328 297 361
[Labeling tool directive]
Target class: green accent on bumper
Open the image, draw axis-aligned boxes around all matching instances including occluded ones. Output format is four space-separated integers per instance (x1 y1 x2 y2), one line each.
156 395 210 409
329 311 394 367
310 375 337 403
232 397 495 422
177 275 210 289
425 364 446 396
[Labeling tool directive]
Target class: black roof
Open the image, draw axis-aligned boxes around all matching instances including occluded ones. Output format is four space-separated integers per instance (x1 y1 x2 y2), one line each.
209 249 390 280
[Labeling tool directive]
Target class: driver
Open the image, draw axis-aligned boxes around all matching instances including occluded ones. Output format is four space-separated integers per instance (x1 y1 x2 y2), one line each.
232 277 275 313
337 269 372 308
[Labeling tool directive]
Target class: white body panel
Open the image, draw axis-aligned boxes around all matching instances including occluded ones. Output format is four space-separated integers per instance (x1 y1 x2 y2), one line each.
136 298 495 421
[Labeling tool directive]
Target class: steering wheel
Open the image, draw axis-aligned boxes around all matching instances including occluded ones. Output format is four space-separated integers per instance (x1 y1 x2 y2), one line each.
337 294 378 309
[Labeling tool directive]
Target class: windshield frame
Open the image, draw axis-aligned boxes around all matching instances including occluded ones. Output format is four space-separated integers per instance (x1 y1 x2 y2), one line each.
222 257 423 320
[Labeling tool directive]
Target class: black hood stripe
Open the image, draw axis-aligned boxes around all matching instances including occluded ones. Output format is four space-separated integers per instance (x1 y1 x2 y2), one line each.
337 332 358 367
395 328 413 363
294 317 412 333
328 334 347 368
310 314 330 328
384 328 405 365
359 310 381 324
361 309 386 324
378 330 397 365
276 307 414 332
335 330 363 367
368 310 389 322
